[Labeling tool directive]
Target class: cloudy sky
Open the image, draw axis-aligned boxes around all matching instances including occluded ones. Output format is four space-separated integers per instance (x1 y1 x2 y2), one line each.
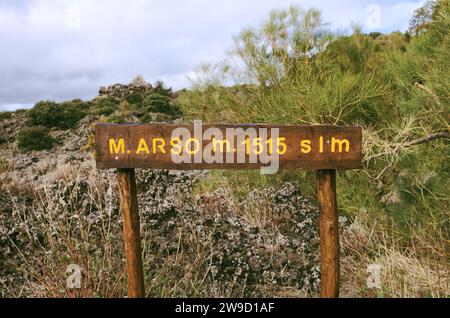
0 0 424 110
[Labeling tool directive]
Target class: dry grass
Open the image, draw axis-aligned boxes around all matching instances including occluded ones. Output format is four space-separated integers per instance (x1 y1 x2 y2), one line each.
1 164 126 297
340 212 449 298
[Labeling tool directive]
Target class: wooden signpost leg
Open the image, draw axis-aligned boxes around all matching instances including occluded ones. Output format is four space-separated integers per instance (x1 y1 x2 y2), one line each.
117 168 145 298
317 169 340 298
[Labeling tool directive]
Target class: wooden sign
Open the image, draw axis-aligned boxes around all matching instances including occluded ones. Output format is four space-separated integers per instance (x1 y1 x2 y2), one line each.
95 123 362 170
94 122 362 299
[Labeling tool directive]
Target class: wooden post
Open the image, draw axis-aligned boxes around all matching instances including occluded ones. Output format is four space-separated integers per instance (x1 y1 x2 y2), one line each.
317 169 340 298
117 168 145 298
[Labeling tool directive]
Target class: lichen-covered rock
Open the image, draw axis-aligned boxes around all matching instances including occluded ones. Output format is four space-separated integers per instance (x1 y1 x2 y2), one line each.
97 83 153 101
136 169 321 296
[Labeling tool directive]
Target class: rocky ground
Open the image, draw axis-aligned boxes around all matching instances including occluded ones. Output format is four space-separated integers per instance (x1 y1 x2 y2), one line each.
138 171 321 296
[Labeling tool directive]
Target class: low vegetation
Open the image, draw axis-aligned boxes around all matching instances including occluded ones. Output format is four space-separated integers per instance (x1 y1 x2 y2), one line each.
90 96 118 116
0 112 12 121
17 127 56 151
92 80 181 119
15 79 181 153
27 100 89 130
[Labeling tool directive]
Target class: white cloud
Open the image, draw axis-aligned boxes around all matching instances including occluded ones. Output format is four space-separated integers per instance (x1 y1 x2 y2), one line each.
0 0 424 110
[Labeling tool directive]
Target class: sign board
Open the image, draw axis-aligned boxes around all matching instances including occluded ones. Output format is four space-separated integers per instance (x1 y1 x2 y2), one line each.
95 122 363 298
95 123 362 170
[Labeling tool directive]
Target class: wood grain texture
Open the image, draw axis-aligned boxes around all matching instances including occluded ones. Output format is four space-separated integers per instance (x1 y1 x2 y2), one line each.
95 123 362 170
317 169 340 298
117 169 145 298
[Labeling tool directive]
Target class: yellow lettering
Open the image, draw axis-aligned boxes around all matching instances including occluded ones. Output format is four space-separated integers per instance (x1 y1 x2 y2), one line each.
331 137 350 153
109 138 125 154
212 137 231 152
319 136 324 153
170 138 182 155
152 138 166 154
185 138 200 155
253 137 263 155
277 137 287 155
136 138 149 154
300 140 312 154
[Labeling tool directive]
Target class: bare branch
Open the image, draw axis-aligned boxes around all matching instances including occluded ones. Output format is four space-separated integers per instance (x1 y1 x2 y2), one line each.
365 132 449 162
404 132 450 146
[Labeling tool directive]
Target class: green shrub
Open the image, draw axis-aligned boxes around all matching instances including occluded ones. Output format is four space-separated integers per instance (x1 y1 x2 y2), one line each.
153 80 174 96
141 93 180 116
140 114 153 123
140 112 171 123
105 114 127 124
91 97 119 116
118 100 139 115
18 127 56 151
104 101 140 124
0 112 12 121
27 101 59 127
27 99 88 129
125 92 144 106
